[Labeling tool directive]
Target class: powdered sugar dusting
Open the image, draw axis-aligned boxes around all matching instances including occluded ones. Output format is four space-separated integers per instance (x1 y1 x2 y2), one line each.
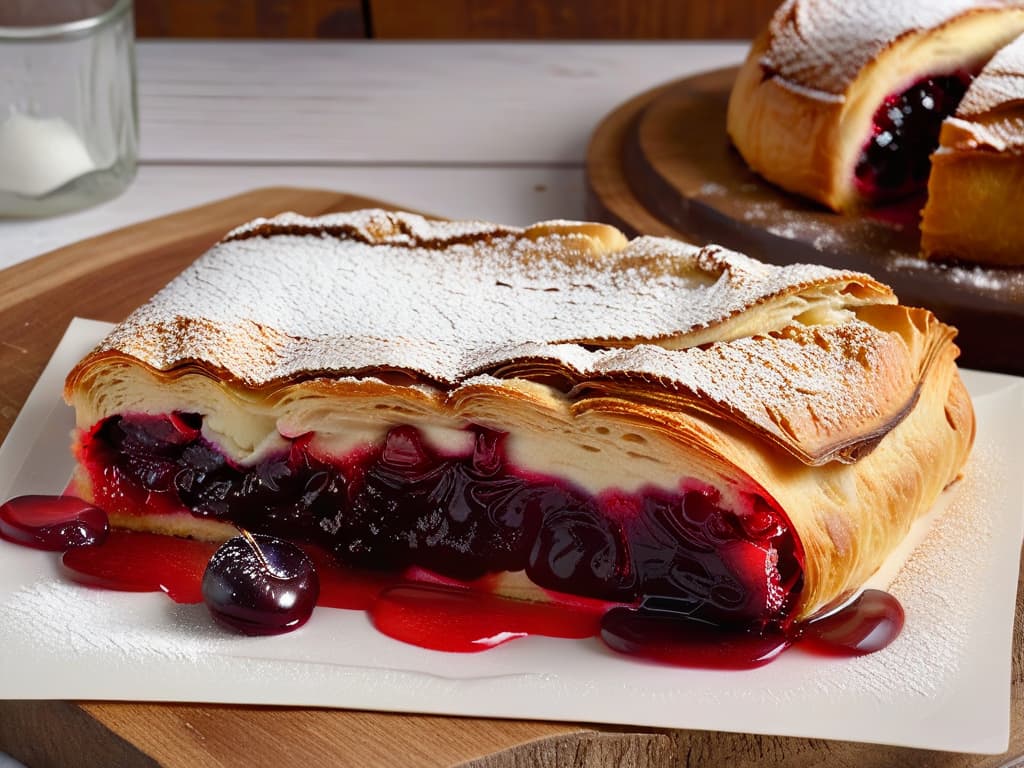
94 210 887 389
888 254 1024 291
0 580 225 662
847 446 1000 696
949 31 1024 150
763 0 1019 97
593 321 908 451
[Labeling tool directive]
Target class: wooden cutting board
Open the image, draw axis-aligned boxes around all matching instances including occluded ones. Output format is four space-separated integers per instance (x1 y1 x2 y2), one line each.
585 68 1024 377
1 187 1022 768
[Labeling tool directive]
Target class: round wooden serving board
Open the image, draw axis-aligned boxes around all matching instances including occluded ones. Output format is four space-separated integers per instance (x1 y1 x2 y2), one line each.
1 188 1024 768
585 67 1024 376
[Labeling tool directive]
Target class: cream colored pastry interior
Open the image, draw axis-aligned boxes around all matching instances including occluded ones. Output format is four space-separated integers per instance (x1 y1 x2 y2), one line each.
67 364 736 498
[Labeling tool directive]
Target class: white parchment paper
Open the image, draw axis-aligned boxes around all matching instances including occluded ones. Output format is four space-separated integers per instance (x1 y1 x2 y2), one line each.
0 319 1021 753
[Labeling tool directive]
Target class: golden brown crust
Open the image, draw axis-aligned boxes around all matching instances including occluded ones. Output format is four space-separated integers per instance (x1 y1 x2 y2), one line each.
727 30 849 210
64 212 975 621
728 3 1024 211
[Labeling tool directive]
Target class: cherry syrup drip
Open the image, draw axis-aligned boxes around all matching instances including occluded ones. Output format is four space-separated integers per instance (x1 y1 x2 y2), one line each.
801 590 904 656
854 71 973 203
0 495 109 550
53 525 605 649
597 590 904 669
61 530 217 603
4 499 906 667
600 605 791 670
370 583 604 653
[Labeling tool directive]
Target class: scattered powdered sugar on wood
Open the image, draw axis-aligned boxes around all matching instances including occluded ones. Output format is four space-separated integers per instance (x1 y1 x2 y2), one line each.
887 254 1024 292
698 182 728 196
763 0 1019 97
751 205 876 253
743 204 770 222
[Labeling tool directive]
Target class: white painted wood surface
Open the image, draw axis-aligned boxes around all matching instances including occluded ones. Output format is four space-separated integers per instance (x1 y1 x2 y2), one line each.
0 41 748 270
137 42 745 163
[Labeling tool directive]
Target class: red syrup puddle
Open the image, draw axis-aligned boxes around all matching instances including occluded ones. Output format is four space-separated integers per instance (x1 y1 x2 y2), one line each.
370 583 604 653
305 546 393 611
865 194 926 231
61 530 218 604
598 589 904 670
0 495 109 550
4 495 905 668
800 590 905 657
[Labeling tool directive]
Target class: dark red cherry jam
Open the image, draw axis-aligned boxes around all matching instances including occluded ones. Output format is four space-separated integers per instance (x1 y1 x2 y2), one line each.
855 71 973 203
77 413 804 631
600 603 791 670
0 495 108 550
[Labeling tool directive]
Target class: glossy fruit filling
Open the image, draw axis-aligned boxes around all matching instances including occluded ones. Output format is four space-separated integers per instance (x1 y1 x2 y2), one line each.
77 412 804 631
854 71 973 203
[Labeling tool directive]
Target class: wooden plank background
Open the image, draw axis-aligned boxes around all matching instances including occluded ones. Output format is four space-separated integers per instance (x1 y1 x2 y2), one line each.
134 0 781 39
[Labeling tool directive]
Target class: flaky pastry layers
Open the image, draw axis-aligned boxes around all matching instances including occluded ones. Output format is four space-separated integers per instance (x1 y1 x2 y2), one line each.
64 210 974 629
728 0 1024 211
922 32 1024 264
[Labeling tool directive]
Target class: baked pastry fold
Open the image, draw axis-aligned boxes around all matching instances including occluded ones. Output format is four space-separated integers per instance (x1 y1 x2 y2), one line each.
64 210 974 630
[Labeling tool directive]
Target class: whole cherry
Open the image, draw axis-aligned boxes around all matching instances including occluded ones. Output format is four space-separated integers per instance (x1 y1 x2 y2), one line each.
202 531 319 635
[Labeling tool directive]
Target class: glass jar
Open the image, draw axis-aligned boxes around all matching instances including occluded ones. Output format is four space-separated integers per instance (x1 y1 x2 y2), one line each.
0 0 138 218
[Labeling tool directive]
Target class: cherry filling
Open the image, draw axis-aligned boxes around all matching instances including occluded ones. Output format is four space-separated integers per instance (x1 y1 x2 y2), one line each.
854 71 973 203
77 412 803 631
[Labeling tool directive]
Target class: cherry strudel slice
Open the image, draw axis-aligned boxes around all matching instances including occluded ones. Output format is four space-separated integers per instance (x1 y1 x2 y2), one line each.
63 210 974 633
728 0 1024 211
